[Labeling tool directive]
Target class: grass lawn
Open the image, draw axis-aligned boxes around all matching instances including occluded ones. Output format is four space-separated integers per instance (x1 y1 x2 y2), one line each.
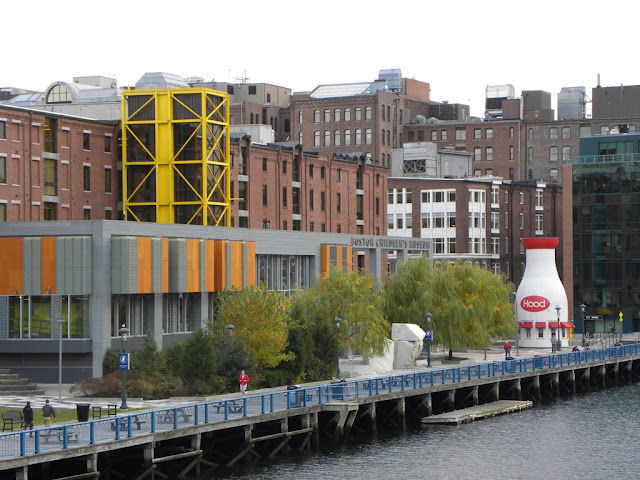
1 405 144 428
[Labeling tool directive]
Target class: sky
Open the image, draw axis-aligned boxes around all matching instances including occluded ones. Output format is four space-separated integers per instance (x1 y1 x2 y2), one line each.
4 0 638 118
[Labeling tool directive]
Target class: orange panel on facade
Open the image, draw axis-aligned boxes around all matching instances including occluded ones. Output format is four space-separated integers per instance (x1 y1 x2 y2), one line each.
137 237 153 293
213 240 226 291
230 241 243 288
204 240 216 292
245 242 256 287
0 238 24 294
41 237 57 294
320 245 331 276
186 239 200 292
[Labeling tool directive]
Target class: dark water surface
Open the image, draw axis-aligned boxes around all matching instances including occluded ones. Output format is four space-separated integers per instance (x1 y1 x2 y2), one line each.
189 383 640 480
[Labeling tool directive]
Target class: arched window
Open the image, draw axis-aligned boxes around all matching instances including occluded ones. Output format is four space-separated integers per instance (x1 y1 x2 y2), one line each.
47 84 72 103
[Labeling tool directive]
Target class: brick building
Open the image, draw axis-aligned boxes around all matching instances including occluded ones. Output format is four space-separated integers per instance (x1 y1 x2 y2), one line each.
0 105 120 222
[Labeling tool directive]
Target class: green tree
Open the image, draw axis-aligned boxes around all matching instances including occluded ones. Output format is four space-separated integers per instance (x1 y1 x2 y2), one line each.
293 268 389 360
181 329 217 392
131 335 163 380
383 256 435 326
209 286 294 370
215 332 255 392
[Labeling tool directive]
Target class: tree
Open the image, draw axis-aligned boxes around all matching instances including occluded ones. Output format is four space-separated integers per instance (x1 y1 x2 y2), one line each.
215 332 255 392
383 256 435 326
383 258 514 359
181 329 217 392
293 268 389 359
209 286 294 370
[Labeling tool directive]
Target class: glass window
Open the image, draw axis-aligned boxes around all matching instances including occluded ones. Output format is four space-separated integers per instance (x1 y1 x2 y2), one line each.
365 128 372 145
365 106 372 120
549 127 558 139
431 130 437 141
486 147 493 161
298 110 303 124
104 135 112 153
83 132 91 151
344 108 351 121
324 109 330 122
486 128 493 139
549 146 558 162
510 145 514 160
441 130 447 141
509 127 514 138
562 126 571 138
334 108 341 122
314 110 320 123
474 147 481 162
562 146 570 161
355 129 362 145
104 168 112 193
334 130 340 146
456 128 466 140
344 129 351 146
83 165 90 191
314 131 320 147
550 168 559 183
44 158 56 195
527 128 534 140
355 108 362 121
527 147 533 162
474 128 481 139
324 130 330 146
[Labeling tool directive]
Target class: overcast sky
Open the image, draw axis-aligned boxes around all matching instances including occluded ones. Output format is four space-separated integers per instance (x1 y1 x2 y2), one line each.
4 0 637 118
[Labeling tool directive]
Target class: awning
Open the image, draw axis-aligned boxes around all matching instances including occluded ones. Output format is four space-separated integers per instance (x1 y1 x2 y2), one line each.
549 322 559 328
518 321 533 329
535 322 547 329
561 322 575 329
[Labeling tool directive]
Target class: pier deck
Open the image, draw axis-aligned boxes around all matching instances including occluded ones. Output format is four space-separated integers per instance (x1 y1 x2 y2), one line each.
421 400 533 425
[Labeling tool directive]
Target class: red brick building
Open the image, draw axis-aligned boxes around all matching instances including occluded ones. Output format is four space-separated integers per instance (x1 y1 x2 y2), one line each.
0 105 120 221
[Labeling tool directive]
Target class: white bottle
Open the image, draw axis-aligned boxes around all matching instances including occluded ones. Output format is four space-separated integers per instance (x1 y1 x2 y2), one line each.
515 237 569 349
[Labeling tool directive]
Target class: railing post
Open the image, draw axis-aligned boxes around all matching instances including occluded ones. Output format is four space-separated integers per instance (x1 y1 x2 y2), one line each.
20 431 25 457
90 421 95 445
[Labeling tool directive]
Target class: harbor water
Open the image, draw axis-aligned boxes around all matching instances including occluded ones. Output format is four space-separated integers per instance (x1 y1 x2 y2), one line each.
192 382 640 480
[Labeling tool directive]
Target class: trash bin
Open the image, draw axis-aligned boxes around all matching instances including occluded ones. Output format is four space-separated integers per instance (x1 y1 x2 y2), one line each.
287 385 303 407
76 403 90 422
331 382 345 400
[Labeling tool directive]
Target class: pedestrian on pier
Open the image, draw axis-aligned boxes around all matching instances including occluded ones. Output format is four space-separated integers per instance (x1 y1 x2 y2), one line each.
504 342 512 359
239 370 250 396
42 399 56 427
551 334 558 353
22 401 33 434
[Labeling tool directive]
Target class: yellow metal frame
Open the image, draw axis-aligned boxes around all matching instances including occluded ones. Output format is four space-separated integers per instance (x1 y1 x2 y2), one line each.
122 88 231 226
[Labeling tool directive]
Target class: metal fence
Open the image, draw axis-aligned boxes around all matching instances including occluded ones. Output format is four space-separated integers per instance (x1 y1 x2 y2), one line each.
1 343 638 458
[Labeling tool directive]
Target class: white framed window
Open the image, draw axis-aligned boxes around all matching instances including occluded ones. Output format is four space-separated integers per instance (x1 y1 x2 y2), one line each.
562 146 570 161
314 131 320 147
474 128 481 139
344 130 351 146
485 128 493 139
324 130 330 146
334 108 341 122
365 128 372 145
314 110 320 123
456 128 466 140
324 109 330 122
355 129 362 145
298 110 303 124
474 147 482 162
519 213 524 229
365 106 372 120
334 130 341 146
549 146 558 162
549 127 558 139
562 126 571 138
486 147 493 161
344 108 351 122
536 189 543 208
535 214 544 232
355 107 362 121
550 168 559 183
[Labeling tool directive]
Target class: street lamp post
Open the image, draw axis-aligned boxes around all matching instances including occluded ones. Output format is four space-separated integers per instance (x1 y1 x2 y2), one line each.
225 324 235 336
333 317 342 379
425 313 432 368
555 305 562 352
513 292 520 356
580 304 587 346
57 316 65 402
118 326 130 410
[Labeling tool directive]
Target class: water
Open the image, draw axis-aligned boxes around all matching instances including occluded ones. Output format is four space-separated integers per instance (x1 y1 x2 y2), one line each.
190 383 640 480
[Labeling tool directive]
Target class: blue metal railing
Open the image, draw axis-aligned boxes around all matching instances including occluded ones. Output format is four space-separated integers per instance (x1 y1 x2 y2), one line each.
1 343 638 458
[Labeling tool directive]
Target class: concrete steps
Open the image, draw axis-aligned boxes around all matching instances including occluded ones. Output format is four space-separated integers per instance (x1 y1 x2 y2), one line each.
0 369 45 396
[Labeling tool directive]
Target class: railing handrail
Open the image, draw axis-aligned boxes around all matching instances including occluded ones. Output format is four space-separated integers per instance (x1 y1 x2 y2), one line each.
2 342 639 458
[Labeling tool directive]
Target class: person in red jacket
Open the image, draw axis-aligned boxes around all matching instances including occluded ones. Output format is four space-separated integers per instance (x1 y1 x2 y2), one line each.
504 341 512 359
239 370 250 396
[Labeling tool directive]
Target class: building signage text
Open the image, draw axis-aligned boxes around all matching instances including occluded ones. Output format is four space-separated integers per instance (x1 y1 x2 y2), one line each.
521 296 550 312
350 237 430 251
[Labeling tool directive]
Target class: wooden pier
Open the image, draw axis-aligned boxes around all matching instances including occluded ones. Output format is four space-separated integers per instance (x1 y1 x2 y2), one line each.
421 400 533 425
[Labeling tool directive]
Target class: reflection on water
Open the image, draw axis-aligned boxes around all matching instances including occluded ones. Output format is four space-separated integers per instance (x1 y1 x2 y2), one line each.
190 383 640 480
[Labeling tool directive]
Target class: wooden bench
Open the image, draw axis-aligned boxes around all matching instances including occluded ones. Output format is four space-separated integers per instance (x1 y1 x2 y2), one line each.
111 416 146 431
2 410 23 431
92 404 118 419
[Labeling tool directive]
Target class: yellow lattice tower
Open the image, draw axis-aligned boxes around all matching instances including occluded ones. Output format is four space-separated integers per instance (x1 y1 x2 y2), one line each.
122 88 230 226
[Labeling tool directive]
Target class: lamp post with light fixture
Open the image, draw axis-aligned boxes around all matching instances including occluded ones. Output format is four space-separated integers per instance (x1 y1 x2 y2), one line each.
333 317 342 378
118 326 130 410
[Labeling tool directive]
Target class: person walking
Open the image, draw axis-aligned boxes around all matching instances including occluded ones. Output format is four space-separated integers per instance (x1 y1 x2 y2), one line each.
22 401 34 434
551 333 558 353
42 399 56 428
503 341 512 359
239 370 250 396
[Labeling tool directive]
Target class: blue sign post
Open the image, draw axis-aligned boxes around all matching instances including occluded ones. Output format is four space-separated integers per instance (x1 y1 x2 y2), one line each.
118 353 130 370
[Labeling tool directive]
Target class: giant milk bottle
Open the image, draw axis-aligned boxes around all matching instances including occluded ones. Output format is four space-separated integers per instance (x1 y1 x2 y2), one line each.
515 237 569 349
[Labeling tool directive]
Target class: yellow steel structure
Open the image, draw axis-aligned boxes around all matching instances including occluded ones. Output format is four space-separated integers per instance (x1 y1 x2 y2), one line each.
121 88 231 226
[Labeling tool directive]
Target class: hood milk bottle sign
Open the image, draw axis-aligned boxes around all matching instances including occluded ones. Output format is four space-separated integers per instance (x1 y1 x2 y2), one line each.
515 237 570 348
